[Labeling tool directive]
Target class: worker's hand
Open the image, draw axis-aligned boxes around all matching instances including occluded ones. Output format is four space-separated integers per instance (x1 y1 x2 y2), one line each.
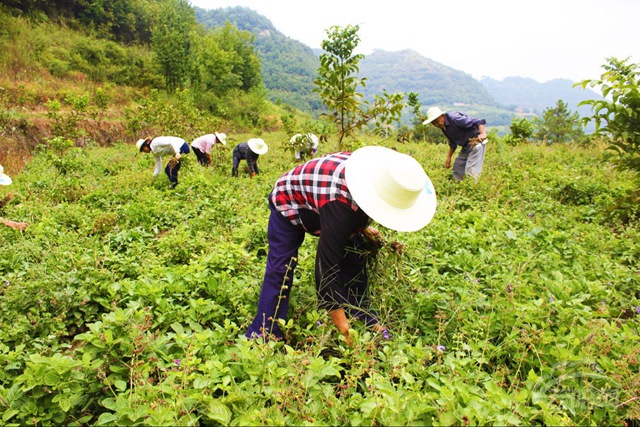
250 172 256 178
0 218 28 231
175 153 181 160
362 226 384 248
478 133 487 141
329 309 352 346
444 157 452 169
363 226 379 239
389 241 405 255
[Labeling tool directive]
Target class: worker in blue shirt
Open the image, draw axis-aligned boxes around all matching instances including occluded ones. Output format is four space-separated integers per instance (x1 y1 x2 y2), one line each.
423 107 487 181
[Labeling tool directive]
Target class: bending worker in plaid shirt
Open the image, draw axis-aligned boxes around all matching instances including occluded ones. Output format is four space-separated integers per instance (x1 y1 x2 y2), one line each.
246 146 437 344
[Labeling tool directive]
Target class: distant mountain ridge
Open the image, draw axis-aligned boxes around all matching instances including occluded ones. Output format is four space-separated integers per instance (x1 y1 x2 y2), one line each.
480 76 599 116
359 49 497 107
194 6 600 127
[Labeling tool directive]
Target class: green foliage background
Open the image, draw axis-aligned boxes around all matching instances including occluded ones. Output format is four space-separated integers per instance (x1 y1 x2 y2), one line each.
0 2 638 425
0 136 638 425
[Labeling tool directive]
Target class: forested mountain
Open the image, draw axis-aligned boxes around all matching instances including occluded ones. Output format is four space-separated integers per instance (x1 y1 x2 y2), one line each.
194 6 512 123
194 6 601 127
194 6 322 113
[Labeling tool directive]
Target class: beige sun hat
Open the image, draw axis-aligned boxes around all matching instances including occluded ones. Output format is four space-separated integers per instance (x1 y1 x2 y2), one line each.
247 138 268 155
214 132 227 145
136 137 153 151
345 146 437 232
422 107 446 125
0 165 12 186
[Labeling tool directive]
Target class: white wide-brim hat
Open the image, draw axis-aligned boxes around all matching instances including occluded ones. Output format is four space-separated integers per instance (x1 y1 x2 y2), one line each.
214 132 227 145
422 107 446 125
345 146 437 232
0 165 12 186
248 138 268 155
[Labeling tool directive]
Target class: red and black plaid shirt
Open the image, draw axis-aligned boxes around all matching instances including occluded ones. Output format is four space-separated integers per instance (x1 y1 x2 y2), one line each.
270 152 359 234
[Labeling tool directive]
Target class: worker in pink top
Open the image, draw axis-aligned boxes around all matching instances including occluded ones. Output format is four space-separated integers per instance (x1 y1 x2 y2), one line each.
190 132 227 167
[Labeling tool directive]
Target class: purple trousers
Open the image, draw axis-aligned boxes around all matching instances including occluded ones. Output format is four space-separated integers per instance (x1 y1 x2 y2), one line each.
246 203 377 340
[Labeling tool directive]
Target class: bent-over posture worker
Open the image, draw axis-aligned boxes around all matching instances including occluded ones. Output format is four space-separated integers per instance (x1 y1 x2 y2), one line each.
290 133 319 161
191 132 227 167
137 136 190 188
423 107 487 181
245 146 437 344
231 138 268 177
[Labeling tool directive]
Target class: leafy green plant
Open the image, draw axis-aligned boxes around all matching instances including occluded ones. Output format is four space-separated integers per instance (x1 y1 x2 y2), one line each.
575 57 640 222
4 353 99 425
46 94 91 143
314 25 404 149
505 116 535 145
576 57 640 176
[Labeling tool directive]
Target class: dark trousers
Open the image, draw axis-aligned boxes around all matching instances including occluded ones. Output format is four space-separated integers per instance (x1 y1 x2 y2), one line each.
165 161 181 184
165 142 190 184
245 203 377 340
192 147 209 166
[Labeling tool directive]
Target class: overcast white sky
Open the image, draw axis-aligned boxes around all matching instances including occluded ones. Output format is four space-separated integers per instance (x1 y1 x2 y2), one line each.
188 0 639 84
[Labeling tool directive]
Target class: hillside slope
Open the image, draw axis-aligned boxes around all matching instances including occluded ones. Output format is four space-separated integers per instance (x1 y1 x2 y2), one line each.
360 49 497 107
195 6 321 113
194 6 509 122
194 6 606 128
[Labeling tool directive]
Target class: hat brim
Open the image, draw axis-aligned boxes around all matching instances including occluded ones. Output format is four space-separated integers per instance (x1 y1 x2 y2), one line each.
422 113 445 125
248 139 268 155
214 132 227 145
345 146 437 232
0 174 12 186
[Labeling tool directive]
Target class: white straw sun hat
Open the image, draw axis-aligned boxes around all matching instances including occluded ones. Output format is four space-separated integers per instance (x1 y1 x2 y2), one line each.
247 138 268 155
214 132 227 145
345 146 437 232
422 107 446 125
0 165 12 186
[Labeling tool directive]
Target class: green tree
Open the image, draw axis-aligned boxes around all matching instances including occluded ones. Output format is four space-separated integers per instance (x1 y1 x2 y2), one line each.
314 24 404 149
403 92 445 143
535 99 585 144
191 30 242 97
190 22 264 117
575 57 640 177
314 24 365 149
151 0 195 93
75 0 156 44
504 116 535 145
214 22 262 92
407 92 424 127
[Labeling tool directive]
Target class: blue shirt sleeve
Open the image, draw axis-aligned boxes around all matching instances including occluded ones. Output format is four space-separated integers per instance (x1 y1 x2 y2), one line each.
443 112 487 150
447 111 486 129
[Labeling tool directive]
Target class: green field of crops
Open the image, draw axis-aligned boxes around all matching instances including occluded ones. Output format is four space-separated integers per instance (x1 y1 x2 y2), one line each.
0 136 638 425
